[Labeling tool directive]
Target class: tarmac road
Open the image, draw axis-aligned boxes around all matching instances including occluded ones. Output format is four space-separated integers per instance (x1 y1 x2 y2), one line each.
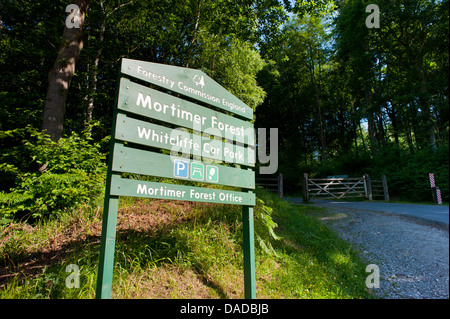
287 197 449 226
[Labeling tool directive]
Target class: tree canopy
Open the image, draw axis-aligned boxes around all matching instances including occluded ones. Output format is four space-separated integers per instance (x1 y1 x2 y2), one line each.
0 0 448 209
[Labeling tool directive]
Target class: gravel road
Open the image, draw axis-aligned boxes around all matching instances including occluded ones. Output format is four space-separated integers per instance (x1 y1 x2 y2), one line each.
312 206 449 299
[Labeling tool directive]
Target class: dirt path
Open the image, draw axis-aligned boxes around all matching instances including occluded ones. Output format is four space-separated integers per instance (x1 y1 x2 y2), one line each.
303 206 449 299
287 197 449 226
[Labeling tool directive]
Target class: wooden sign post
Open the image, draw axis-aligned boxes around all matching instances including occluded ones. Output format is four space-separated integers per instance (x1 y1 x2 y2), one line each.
96 59 256 299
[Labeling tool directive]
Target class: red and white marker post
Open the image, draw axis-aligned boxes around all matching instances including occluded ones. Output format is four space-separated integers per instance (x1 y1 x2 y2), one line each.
429 173 442 205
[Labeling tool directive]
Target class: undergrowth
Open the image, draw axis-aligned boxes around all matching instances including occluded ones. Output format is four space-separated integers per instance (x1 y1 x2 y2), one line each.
0 189 373 299
0 125 107 222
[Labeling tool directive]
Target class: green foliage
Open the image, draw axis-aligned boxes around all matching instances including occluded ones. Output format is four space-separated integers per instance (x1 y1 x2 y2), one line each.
0 0 67 131
0 127 106 222
373 145 449 203
196 33 266 110
303 143 449 202
254 192 282 256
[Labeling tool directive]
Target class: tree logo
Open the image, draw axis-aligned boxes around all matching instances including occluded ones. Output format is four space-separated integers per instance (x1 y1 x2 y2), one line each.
193 74 205 88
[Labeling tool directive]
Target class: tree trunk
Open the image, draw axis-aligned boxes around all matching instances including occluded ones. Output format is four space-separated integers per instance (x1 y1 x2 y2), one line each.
84 0 135 127
415 61 437 151
364 84 378 153
376 111 385 144
307 45 326 162
387 103 399 145
185 0 203 68
367 113 377 151
42 0 90 141
85 1 106 128
405 118 415 154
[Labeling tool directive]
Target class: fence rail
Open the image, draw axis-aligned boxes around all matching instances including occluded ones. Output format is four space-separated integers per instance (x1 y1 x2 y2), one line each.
256 173 283 198
302 174 389 202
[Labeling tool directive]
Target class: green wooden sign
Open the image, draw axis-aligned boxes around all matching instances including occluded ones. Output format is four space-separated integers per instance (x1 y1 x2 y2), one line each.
97 59 256 300
117 78 255 146
115 113 255 166
121 58 253 120
112 143 255 189
110 175 255 205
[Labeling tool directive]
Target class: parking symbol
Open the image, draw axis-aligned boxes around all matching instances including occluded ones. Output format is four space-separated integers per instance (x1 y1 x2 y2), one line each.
174 160 189 178
190 162 204 180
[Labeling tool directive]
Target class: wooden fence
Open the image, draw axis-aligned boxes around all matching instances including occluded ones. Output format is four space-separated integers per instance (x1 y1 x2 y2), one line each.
364 174 390 201
302 173 389 202
256 173 283 198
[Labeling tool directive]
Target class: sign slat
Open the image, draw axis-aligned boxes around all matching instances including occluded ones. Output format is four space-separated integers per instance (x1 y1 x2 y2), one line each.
110 175 255 205
121 58 253 120
115 113 255 167
111 143 255 189
117 78 255 146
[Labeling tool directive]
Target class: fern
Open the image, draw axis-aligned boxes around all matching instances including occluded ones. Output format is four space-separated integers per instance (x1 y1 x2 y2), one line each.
0 191 34 206
0 126 106 221
0 191 34 222
254 197 282 256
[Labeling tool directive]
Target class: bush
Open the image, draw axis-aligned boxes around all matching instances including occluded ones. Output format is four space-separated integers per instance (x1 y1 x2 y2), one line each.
366 144 449 202
0 126 107 222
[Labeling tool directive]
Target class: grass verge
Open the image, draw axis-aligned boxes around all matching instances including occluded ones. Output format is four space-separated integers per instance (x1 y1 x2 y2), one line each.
0 189 373 299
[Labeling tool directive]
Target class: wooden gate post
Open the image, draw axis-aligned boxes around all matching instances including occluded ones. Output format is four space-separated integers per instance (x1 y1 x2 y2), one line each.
381 175 389 201
364 174 373 200
278 173 283 198
303 173 309 203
